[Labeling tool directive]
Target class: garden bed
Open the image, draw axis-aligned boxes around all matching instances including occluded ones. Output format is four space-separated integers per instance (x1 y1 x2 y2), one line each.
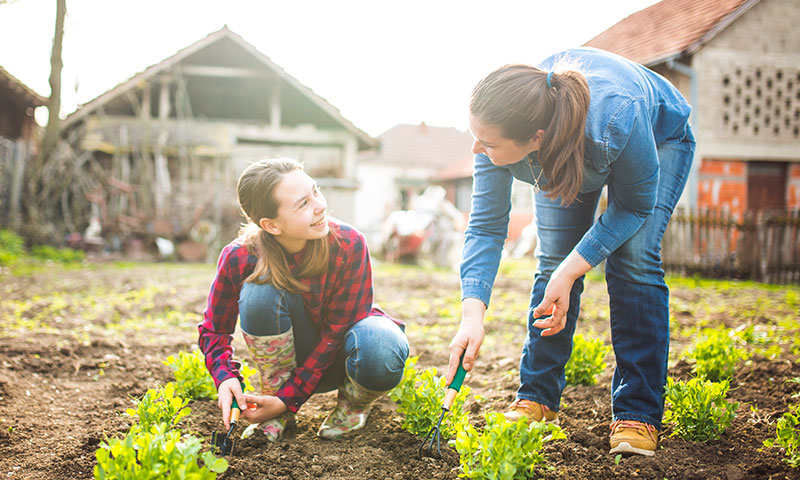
0 260 798 479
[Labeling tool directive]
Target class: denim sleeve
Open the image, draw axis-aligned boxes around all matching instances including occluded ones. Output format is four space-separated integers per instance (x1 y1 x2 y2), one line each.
460 154 513 307
575 101 659 267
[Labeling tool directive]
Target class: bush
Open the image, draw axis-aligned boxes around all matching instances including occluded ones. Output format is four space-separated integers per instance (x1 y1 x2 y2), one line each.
164 350 257 400
455 412 565 479
687 327 748 382
0 229 25 265
94 423 228 479
764 402 800 468
30 244 85 263
388 356 471 439
663 377 739 441
565 334 610 386
123 383 190 433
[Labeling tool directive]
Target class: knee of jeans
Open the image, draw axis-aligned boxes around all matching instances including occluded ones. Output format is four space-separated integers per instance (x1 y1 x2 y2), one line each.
607 241 663 285
238 281 289 335
347 319 409 391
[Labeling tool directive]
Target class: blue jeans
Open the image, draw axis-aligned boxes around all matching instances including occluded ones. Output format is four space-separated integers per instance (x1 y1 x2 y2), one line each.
520 139 694 429
238 282 409 393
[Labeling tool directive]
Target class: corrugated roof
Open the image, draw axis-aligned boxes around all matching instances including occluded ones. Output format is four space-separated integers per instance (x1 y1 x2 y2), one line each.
366 123 473 170
584 0 758 65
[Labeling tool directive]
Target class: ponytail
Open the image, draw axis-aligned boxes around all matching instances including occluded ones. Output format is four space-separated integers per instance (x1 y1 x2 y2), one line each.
470 62 590 205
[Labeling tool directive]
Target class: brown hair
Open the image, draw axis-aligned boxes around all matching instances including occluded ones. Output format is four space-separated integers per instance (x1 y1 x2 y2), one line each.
236 158 331 293
470 62 590 205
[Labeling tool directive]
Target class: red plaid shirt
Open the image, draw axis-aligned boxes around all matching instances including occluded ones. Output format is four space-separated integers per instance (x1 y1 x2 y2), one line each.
198 220 400 413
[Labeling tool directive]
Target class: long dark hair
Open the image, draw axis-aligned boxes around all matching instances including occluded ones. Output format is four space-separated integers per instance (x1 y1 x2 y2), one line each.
470 62 590 205
237 158 331 293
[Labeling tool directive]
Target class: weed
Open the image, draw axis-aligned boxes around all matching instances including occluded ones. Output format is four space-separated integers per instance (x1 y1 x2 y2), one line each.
164 350 256 401
686 327 748 382
763 402 800 468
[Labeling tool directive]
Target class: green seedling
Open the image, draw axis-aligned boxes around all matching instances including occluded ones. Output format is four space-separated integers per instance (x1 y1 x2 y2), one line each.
763 402 800 468
455 412 565 479
94 423 228 479
565 334 610 386
123 383 190 433
164 350 256 400
686 327 748 382
388 356 471 440
663 377 738 441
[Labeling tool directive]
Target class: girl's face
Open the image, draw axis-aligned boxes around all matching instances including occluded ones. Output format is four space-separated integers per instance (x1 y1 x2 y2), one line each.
469 114 543 166
260 169 329 253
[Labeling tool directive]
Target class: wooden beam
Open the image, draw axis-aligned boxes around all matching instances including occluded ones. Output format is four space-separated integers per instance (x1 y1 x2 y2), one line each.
180 65 272 79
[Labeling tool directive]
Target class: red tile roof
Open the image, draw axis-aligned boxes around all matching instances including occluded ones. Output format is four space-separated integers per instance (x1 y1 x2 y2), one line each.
584 0 757 65
364 123 473 170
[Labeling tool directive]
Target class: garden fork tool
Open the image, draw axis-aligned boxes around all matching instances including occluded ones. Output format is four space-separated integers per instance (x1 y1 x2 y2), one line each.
419 354 467 458
211 396 243 456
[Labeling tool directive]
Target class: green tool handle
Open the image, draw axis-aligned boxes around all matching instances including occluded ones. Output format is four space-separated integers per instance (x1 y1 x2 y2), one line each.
448 353 467 392
443 353 467 410
229 381 246 424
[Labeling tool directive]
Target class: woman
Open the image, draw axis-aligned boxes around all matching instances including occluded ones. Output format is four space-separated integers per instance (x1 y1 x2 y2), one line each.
446 47 694 456
199 157 409 442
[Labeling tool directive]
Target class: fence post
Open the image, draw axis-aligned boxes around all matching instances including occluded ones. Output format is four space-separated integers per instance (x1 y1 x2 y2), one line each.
9 141 27 229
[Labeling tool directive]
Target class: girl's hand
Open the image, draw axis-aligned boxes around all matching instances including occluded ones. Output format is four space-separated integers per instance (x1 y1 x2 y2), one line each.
240 394 288 424
446 298 486 384
217 377 247 430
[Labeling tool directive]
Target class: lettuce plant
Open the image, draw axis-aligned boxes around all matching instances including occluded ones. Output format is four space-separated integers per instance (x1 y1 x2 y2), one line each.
687 327 748 382
388 356 471 439
565 334 610 386
455 412 565 479
123 383 190 433
763 402 800 468
94 423 228 479
663 377 738 441
164 350 256 400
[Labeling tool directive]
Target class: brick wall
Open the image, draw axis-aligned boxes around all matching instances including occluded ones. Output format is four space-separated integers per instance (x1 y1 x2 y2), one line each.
789 163 800 208
697 158 747 220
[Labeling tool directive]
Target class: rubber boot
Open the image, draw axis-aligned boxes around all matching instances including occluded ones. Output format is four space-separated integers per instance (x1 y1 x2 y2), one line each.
239 328 296 442
317 373 386 439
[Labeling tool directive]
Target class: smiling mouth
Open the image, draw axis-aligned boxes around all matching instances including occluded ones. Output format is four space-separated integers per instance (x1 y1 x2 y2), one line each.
311 218 326 227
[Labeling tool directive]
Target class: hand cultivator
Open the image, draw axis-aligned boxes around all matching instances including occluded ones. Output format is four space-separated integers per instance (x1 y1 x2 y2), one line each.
211 397 243 456
419 355 467 458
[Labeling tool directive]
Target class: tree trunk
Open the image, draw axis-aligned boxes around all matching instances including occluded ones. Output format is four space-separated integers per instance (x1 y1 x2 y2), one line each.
27 0 66 222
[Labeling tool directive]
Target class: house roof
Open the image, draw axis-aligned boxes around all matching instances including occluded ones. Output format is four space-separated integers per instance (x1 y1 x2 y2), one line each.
63 26 376 149
364 122 473 171
0 65 46 106
583 0 759 65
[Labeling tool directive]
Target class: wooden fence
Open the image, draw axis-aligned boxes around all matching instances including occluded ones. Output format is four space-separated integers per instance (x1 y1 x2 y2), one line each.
662 207 800 284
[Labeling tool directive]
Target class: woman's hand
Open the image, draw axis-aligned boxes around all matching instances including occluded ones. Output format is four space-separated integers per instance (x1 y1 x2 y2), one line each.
446 298 486 385
217 377 248 430
532 250 592 337
240 394 288 424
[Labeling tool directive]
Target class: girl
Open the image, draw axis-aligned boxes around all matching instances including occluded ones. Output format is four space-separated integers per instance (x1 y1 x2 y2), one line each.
446 48 695 457
199 157 409 442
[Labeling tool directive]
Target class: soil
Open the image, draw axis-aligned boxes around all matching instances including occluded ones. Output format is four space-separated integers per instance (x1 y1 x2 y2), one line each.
0 260 798 480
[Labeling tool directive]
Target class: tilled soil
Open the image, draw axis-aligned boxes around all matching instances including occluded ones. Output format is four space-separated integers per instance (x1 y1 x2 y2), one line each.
0 260 798 480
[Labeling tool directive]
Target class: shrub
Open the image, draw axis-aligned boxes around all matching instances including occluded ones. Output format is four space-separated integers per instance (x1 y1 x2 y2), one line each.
123 383 190 433
94 423 228 479
164 350 257 400
455 412 565 479
388 356 471 439
764 402 800 468
565 334 610 386
0 229 25 265
30 244 85 263
663 377 739 441
687 327 748 382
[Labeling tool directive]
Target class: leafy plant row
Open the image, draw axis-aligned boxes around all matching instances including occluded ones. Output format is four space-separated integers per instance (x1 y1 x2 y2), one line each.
94 350 257 479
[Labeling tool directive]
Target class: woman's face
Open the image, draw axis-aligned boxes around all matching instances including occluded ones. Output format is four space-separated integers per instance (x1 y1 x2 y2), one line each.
261 169 329 253
469 114 543 166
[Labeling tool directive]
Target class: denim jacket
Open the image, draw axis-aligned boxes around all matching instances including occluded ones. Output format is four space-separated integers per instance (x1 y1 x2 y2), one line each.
461 48 693 306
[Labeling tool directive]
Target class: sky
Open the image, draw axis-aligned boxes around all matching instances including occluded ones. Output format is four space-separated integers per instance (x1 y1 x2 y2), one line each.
0 0 659 137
